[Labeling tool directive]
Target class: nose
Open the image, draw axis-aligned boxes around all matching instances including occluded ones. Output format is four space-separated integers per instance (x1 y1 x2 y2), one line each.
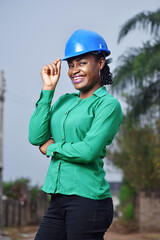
71 63 81 75
72 66 80 75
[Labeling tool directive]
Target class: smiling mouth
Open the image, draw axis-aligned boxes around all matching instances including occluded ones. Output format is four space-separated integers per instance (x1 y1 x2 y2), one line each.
72 76 85 84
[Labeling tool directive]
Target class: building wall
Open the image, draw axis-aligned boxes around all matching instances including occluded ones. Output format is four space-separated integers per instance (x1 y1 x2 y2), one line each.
137 191 160 231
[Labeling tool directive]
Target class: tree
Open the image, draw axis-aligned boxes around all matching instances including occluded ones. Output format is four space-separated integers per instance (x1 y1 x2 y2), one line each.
108 119 160 230
113 8 160 118
3 177 41 201
109 11 160 228
3 178 30 199
110 120 160 192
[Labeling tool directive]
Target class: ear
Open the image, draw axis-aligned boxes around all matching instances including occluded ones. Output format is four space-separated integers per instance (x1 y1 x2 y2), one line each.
99 58 105 70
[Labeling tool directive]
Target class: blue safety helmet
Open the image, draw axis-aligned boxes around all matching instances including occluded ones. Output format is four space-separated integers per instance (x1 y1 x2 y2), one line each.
61 29 111 61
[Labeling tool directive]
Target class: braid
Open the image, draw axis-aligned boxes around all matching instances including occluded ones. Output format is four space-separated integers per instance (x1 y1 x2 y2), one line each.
100 62 113 85
90 51 113 85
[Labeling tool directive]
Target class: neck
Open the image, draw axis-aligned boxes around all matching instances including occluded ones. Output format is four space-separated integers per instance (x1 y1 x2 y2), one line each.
79 84 102 99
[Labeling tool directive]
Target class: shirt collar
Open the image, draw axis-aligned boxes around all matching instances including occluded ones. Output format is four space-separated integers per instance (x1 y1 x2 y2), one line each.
93 86 108 97
74 86 108 98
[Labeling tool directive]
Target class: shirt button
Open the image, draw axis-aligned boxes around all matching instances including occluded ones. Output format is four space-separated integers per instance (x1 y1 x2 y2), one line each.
52 152 54 155
65 112 68 115
62 137 64 141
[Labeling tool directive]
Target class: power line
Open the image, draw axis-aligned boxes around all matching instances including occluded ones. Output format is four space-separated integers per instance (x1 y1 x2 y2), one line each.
6 90 34 105
6 93 34 109
4 90 36 109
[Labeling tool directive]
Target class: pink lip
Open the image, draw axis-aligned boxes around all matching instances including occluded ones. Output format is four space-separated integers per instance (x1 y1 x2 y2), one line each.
73 79 83 84
72 75 85 84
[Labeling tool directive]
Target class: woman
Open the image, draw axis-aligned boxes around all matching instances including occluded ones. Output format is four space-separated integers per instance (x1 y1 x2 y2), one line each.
29 29 123 240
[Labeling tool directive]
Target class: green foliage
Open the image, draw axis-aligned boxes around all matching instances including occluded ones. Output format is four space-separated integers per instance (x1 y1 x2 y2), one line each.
111 8 160 229
3 177 30 199
118 8 160 43
114 41 160 88
119 183 135 206
124 203 134 219
113 41 160 117
3 177 41 201
110 120 160 192
113 8 160 118
3 181 16 199
30 185 41 201
118 180 136 226
111 7 160 192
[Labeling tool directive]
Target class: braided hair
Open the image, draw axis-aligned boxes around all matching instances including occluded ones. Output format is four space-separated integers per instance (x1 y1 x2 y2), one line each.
90 51 113 85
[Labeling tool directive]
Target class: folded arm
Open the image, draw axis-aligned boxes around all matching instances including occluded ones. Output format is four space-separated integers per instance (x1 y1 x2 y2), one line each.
46 98 123 163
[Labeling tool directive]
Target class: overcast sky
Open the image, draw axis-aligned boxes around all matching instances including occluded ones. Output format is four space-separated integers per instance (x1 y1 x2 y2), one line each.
1 0 159 186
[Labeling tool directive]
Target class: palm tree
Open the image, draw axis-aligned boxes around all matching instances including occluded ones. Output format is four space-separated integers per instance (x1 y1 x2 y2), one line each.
113 9 160 118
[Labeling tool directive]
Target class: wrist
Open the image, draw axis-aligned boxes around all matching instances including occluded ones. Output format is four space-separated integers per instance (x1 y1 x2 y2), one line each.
42 85 55 90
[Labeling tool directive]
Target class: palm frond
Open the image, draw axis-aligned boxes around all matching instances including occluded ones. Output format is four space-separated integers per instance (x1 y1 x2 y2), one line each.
113 49 138 91
130 79 160 117
113 41 160 92
118 8 160 43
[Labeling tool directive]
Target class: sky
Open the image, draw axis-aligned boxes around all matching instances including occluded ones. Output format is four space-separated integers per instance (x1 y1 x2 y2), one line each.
0 0 159 187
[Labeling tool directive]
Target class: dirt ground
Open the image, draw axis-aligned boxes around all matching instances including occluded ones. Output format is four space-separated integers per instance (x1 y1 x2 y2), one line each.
3 221 160 240
105 221 160 240
105 232 160 240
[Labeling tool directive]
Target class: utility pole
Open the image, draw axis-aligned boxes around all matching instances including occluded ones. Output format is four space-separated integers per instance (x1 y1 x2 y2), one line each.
0 71 5 235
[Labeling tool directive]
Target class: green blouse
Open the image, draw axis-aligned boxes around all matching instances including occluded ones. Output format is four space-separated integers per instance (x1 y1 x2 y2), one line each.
29 86 123 200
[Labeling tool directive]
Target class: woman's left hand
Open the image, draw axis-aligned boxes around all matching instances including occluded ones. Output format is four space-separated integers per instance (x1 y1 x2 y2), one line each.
39 138 55 156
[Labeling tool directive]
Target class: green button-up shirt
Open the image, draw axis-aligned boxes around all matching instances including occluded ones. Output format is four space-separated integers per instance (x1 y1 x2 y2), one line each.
29 86 123 200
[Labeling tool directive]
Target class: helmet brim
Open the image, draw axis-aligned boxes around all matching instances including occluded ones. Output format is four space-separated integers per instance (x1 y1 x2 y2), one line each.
61 49 111 61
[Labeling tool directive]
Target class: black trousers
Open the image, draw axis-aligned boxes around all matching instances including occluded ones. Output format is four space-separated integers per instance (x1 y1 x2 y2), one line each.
34 194 113 240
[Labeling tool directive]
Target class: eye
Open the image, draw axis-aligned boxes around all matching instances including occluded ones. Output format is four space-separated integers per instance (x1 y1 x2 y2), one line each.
68 64 74 69
80 61 87 66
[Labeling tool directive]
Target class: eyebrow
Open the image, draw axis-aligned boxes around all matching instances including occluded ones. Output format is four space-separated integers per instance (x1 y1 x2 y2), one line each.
68 56 88 64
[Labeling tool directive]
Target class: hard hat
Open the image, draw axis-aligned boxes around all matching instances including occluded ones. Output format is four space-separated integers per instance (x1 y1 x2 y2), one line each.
61 29 111 61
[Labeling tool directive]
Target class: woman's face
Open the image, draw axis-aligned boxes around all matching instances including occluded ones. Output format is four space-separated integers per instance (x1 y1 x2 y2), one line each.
67 54 105 94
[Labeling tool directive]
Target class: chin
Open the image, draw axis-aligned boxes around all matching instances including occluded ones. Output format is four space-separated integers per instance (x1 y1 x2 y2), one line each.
73 83 85 90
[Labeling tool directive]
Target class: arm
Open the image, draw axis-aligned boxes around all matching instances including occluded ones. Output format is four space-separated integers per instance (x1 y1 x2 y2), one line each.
46 98 123 163
28 90 54 145
28 58 61 146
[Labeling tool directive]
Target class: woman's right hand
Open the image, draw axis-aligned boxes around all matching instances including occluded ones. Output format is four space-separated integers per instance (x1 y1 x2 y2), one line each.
41 58 61 90
39 138 55 156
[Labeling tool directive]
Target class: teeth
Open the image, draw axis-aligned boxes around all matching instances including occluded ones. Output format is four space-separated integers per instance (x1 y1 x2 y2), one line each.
73 77 83 80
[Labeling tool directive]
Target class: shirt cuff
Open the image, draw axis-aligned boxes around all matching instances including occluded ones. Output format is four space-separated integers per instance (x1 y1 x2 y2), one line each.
36 90 55 105
46 142 63 157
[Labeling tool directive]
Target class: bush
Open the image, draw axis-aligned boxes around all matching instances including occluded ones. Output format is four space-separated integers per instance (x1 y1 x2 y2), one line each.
119 184 135 206
118 180 137 230
124 203 134 219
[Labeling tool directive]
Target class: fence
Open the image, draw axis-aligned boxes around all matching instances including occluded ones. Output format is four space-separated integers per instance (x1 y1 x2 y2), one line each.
2 192 48 227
